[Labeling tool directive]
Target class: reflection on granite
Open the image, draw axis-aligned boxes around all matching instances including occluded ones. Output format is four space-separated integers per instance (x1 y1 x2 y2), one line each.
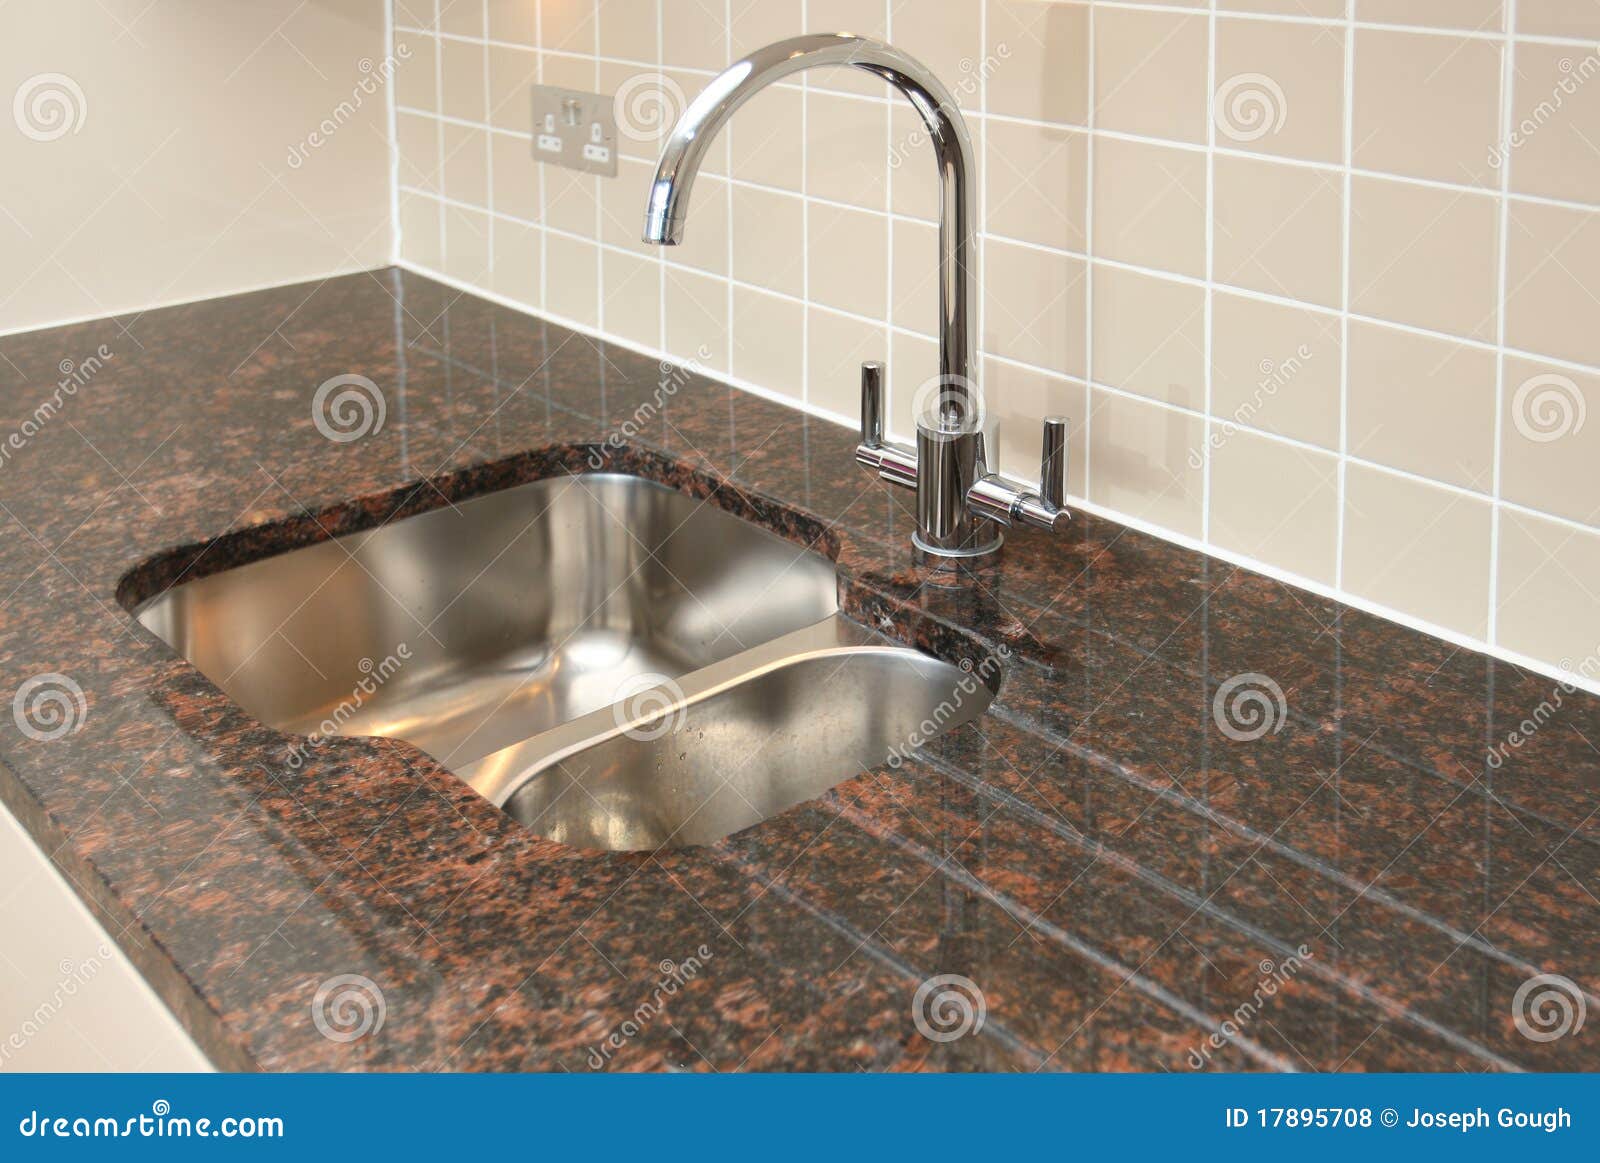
0 269 1594 1071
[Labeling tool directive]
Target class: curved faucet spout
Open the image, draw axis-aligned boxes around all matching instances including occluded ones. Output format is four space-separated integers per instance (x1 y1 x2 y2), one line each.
642 33 978 420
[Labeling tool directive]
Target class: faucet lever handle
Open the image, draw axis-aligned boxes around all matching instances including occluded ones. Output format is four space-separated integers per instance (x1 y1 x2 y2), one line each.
859 360 884 448
1040 416 1068 510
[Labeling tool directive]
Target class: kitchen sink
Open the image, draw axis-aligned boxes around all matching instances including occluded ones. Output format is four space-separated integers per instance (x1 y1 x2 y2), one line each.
134 473 998 849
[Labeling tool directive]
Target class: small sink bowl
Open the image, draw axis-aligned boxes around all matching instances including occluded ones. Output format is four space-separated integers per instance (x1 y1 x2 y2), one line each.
134 473 998 849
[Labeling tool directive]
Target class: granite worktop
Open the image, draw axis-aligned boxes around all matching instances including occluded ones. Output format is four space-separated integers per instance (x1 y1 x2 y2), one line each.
0 269 1594 1072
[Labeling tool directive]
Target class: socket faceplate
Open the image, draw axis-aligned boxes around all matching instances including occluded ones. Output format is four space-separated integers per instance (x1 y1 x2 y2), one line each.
530 84 618 176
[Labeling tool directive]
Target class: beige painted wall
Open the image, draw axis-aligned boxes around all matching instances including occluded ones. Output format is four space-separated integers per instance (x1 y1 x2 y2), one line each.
0 0 394 335
0 801 209 1070
392 0 1600 687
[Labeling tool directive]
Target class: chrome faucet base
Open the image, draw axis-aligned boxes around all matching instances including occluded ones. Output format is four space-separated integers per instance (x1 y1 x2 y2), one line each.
912 528 1005 562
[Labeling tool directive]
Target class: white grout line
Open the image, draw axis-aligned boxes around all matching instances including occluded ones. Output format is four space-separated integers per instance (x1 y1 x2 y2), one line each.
1489 3 1520 650
384 0 401 263
1201 0 1216 544
1336 0 1355 592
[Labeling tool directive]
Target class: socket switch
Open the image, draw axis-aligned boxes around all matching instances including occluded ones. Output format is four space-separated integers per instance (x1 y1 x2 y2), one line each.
530 84 618 177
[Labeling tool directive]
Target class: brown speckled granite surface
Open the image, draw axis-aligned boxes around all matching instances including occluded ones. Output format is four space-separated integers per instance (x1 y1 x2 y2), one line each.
0 269 1595 1072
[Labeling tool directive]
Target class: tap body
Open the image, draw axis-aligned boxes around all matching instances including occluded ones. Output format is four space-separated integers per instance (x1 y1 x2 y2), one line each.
644 33 1068 561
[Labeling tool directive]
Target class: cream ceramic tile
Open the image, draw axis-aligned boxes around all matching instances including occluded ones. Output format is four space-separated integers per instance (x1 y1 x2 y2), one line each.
664 176 728 276
491 131 538 218
730 185 805 297
1088 388 1206 539
1211 292 1341 449
731 0 803 56
488 45 540 131
1349 176 1500 341
1219 0 1345 15
984 119 1087 253
1353 29 1502 187
1505 200 1600 369
662 0 727 71
442 123 490 207
889 330 940 439
806 203 888 319
732 286 804 400
602 248 661 350
981 239 1087 377
397 113 442 193
1213 154 1343 307
599 154 657 254
487 0 539 46
1346 321 1497 490
400 193 443 270
1092 265 1206 411
1500 357 1600 527
805 90 889 210
1214 17 1344 163
986 0 1091 125
1357 0 1504 31
665 266 729 372
600 0 659 63
729 86 804 193
546 231 600 327
1209 429 1340 585
443 204 493 286
1506 42 1600 205
889 0 984 111
491 217 542 308
1094 5 1210 144
440 0 484 37
439 37 487 123
393 31 437 112
1342 463 1492 639
982 358 1088 495
891 216 939 335
1092 136 1207 277
541 0 596 53
809 308 887 418
546 51 598 91
543 165 598 235
601 61 707 165
395 0 438 30
1496 511 1600 671
1517 1 1600 38
889 103 938 222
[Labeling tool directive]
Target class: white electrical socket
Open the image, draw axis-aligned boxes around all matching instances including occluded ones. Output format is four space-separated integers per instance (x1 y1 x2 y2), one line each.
530 84 618 177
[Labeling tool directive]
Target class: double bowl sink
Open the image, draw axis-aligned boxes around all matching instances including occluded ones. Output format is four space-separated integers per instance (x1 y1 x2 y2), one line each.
134 474 998 851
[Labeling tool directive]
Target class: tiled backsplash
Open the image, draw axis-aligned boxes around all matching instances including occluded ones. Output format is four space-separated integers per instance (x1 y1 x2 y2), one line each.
390 0 1600 687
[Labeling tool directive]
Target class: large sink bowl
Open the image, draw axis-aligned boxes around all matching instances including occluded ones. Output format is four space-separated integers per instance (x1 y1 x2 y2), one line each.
134 473 999 849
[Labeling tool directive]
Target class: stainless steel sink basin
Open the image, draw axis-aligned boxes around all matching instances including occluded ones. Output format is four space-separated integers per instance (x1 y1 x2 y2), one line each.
134 473 998 849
